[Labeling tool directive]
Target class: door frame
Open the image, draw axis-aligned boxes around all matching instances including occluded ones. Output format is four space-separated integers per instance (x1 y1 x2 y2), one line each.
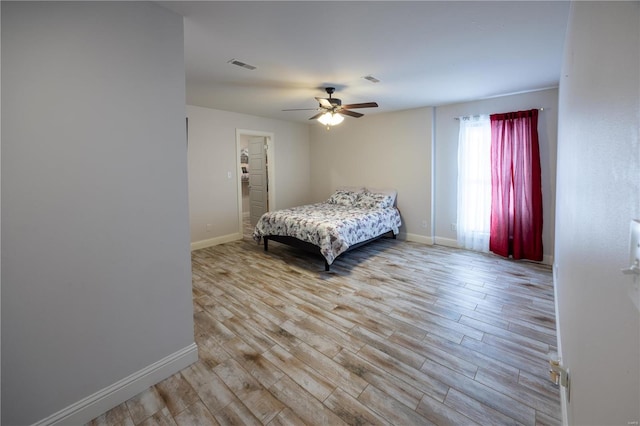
236 129 275 236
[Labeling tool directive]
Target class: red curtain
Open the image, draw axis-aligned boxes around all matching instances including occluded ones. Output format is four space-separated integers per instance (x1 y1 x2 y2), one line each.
489 109 543 261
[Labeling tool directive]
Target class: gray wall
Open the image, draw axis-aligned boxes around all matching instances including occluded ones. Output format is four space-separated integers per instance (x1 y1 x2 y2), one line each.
555 2 640 425
309 107 433 243
186 105 311 248
1 2 195 424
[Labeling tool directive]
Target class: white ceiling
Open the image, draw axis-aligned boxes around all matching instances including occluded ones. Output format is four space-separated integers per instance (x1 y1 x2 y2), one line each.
160 1 571 123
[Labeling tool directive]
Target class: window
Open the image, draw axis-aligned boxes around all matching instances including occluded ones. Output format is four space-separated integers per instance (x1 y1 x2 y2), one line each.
457 115 491 252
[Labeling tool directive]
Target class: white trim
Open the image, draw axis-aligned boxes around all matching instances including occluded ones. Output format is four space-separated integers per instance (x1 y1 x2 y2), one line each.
434 236 459 248
191 233 241 251
427 237 555 266
33 343 198 426
553 263 569 426
401 233 434 245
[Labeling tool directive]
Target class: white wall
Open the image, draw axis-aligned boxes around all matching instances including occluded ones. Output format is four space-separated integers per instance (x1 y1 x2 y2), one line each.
187 105 311 248
555 2 640 425
1 3 196 424
309 108 433 243
434 89 558 264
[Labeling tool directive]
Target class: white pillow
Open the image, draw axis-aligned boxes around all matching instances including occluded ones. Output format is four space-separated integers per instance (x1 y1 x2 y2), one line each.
354 191 395 209
364 187 397 206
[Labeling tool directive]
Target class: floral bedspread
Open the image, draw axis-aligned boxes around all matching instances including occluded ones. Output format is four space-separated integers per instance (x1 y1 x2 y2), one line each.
253 202 402 265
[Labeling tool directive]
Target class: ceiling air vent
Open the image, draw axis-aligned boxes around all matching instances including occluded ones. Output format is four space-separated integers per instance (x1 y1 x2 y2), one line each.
363 75 380 83
227 59 256 70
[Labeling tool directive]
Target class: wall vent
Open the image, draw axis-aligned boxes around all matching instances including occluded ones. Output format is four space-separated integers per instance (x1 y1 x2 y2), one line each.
227 59 257 70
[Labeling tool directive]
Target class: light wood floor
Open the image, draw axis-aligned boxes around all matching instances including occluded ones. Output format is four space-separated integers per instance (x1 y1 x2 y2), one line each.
88 230 561 425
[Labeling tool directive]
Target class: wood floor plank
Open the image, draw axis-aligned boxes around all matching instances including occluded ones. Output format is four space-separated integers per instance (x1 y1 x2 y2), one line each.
293 315 366 354
223 337 285 389
125 387 167 425
287 342 369 398
268 376 347 426
212 400 262 426
357 344 449 403
296 301 359 333
443 387 521 426
174 401 220 426
324 387 391 426
420 358 536 425
222 315 277 354
88 236 560 426
86 402 133 426
461 335 549 376
416 394 482 426
265 407 305 426
358 385 436 426
136 407 177 426
263 344 336 402
279 318 342 357
154 373 200 417
474 367 562 421
350 325 427 370
193 325 232 369
459 315 550 354
333 348 425 410
388 331 478 379
180 362 236 415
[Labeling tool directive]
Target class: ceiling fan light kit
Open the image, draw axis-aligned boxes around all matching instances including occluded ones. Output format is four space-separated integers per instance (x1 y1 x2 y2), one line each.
317 112 344 129
283 87 378 129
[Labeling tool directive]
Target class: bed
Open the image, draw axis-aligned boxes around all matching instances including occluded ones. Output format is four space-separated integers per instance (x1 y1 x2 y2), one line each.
253 187 402 271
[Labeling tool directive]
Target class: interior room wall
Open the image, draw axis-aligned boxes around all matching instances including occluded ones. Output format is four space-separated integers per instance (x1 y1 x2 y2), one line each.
187 105 311 249
434 88 558 264
1 3 196 424
555 2 640 424
309 107 433 243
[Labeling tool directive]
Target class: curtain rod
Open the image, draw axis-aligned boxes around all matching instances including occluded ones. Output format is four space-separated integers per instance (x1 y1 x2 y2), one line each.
454 107 548 120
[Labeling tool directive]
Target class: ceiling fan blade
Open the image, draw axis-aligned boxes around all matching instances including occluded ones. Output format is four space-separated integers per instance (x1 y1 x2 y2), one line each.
308 112 325 120
342 102 378 109
282 108 319 111
315 97 333 109
339 109 364 118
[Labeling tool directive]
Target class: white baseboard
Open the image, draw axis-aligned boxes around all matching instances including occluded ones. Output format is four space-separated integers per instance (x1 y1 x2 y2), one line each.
33 343 198 426
401 233 434 245
433 236 554 265
434 236 459 248
191 233 241 251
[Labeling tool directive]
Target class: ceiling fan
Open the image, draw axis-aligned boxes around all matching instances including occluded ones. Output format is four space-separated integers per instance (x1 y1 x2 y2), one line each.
283 87 378 126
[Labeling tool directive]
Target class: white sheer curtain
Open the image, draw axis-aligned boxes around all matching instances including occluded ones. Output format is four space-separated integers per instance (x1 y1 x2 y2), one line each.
457 115 491 252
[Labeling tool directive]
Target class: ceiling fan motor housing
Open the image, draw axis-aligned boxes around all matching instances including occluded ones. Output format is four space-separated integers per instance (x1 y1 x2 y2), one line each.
323 87 341 107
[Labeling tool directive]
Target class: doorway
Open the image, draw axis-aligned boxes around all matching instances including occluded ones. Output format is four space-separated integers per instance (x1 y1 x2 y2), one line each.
236 129 275 238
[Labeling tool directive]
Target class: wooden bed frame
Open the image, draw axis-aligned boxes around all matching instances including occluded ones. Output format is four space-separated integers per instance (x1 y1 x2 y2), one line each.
263 230 396 271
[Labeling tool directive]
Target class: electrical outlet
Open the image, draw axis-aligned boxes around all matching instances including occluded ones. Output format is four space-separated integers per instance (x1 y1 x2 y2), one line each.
451 223 457 231
421 220 428 229
206 224 212 232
